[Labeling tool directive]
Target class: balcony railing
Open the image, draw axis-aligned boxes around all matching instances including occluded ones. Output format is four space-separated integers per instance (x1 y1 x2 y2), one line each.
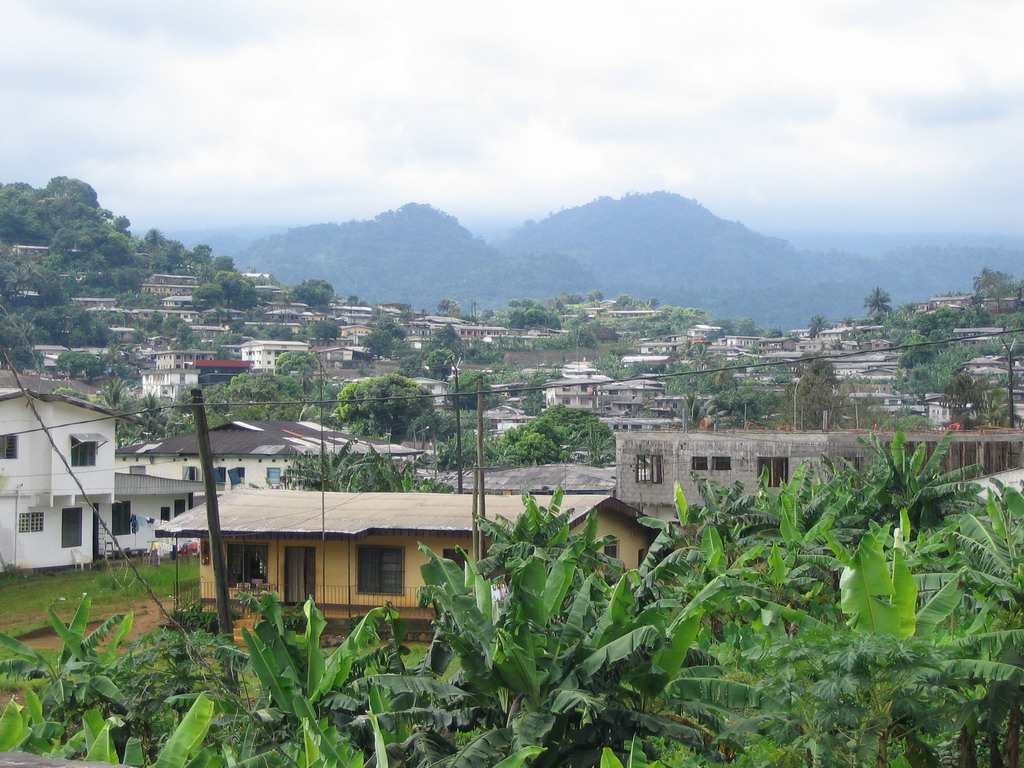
198 581 430 616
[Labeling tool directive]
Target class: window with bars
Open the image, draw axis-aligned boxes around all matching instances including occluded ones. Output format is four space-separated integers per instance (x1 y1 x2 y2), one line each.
111 501 132 536
691 456 708 471
61 507 82 548
757 457 790 487
19 511 43 533
635 454 663 484
357 546 404 595
711 456 732 471
227 543 269 585
1 435 17 459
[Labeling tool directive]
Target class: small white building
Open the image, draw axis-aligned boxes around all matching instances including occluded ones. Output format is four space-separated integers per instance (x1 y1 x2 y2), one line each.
154 349 216 370
141 368 200 400
239 340 311 372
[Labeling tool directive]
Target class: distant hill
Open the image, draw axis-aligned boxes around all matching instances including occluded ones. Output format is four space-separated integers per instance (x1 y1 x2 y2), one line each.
493 192 877 326
494 193 1024 328
238 203 595 309
237 191 1024 328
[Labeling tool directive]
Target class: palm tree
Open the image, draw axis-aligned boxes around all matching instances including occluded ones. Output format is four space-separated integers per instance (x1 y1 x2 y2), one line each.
864 287 892 317
808 314 828 339
943 372 989 428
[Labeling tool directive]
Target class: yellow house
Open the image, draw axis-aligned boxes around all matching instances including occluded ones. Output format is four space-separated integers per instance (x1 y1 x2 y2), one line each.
157 489 652 617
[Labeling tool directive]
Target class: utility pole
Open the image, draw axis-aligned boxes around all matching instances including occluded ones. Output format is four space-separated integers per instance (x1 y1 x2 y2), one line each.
191 389 233 637
474 376 487 560
451 357 463 494
1005 338 1017 428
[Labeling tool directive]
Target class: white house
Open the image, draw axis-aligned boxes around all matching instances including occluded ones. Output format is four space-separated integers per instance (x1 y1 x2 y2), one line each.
106 472 204 555
116 420 424 491
239 340 310 372
0 389 122 569
141 368 200 399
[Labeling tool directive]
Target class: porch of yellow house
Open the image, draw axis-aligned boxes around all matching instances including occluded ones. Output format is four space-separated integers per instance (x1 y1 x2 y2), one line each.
198 582 435 644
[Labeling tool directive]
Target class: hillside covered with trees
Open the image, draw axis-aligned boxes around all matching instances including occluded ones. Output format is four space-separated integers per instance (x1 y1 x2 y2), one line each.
239 192 1024 328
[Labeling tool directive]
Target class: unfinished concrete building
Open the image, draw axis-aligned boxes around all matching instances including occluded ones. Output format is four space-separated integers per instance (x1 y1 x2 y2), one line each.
615 429 1024 519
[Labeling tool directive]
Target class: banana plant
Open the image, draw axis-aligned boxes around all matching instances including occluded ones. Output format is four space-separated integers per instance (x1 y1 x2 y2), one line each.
404 499 756 768
0 693 214 768
0 595 133 722
827 517 961 637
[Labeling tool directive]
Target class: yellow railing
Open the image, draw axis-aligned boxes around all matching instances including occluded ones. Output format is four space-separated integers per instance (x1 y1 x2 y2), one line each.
198 581 428 615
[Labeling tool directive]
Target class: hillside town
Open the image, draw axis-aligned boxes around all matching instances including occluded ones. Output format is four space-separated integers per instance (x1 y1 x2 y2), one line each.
4 250 1024 572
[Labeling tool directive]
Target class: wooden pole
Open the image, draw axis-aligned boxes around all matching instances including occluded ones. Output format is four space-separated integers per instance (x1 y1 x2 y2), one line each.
1006 339 1016 428
452 360 463 494
191 389 234 637
475 376 486 559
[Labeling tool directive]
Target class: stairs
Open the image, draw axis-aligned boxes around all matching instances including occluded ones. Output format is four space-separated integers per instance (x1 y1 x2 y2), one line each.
232 615 257 645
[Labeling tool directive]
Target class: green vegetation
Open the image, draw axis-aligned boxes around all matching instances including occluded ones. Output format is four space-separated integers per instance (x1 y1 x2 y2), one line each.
4 437 1024 765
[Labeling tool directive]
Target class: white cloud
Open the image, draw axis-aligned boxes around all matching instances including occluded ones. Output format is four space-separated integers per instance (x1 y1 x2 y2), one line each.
2 0 1023 235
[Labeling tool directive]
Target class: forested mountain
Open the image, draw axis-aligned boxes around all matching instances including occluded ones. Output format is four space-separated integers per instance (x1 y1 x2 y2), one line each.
495 193 1024 327
238 203 594 309
5 178 1024 329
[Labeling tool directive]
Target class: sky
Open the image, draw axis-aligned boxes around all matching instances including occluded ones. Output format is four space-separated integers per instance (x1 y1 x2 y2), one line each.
4 0 1024 238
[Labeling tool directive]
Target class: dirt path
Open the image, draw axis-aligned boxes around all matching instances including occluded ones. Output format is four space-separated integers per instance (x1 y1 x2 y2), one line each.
14 597 169 649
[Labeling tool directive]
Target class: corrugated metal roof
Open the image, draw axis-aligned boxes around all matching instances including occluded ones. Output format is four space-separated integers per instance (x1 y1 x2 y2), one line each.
117 420 423 459
115 473 205 495
436 464 615 494
156 489 634 540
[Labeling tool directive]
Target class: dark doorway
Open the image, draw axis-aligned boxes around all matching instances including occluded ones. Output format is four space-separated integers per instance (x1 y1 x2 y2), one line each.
284 546 316 604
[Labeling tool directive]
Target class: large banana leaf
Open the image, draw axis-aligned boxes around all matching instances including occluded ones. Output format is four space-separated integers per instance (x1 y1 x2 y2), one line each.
152 694 215 768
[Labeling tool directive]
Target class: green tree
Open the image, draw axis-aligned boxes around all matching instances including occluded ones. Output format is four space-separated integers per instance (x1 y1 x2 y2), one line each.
307 319 340 345
424 348 454 380
942 371 989 428
808 314 827 339
789 358 843 430
214 271 258 309
55 350 103 379
191 282 225 309
336 374 433 442
290 279 336 308
864 286 893 317
436 298 461 317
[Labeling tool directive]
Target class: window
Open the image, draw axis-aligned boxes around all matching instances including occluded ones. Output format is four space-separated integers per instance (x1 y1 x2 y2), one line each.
70 439 97 467
160 506 171 522
711 456 731 471
604 541 619 560
227 543 269 585
129 465 146 475
1 435 17 459
174 499 187 517
228 467 245 486
111 501 132 536
182 465 199 481
61 507 82 548
266 467 282 485
358 546 404 595
213 467 227 483
691 456 708 471
757 457 790 487
635 454 663 484
19 511 43 533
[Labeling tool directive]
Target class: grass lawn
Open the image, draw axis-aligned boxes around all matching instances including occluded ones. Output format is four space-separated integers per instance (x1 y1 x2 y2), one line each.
0 556 199 638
